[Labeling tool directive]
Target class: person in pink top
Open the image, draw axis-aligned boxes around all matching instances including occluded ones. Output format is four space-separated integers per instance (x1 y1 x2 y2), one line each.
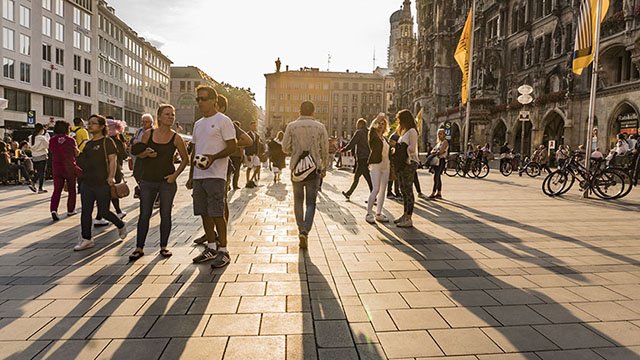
49 120 80 221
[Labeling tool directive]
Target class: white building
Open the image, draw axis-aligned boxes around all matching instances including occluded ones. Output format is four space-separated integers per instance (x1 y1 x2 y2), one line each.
0 0 171 139
1 0 97 136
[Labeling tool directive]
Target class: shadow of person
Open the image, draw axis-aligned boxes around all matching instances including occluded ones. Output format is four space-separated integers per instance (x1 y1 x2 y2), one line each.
369 204 638 359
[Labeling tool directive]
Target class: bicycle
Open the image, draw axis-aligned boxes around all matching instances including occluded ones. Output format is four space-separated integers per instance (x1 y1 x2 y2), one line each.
543 153 627 199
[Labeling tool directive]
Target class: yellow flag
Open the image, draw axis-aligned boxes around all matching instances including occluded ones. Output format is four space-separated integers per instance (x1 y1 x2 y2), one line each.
455 8 473 104
573 0 610 75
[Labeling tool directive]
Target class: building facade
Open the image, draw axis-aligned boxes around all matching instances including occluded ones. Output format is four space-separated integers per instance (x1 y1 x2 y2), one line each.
1 0 97 135
393 0 640 155
264 66 394 139
142 42 170 119
0 0 170 137
169 66 217 135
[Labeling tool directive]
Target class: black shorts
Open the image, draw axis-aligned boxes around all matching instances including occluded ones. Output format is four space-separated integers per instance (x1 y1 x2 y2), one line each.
192 178 226 217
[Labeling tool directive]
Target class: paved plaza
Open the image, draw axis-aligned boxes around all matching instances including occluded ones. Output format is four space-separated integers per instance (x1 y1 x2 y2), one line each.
0 168 639 360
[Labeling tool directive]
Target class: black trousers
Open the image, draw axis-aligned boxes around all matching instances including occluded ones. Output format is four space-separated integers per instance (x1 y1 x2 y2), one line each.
346 158 373 196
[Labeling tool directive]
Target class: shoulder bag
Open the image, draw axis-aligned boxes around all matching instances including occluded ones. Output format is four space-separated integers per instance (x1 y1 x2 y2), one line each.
104 137 130 199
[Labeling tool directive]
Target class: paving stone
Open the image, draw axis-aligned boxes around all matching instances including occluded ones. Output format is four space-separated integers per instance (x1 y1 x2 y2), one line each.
586 321 640 346
388 308 449 330
436 307 501 327
315 320 354 347
377 330 443 358
481 326 558 352
573 301 640 322
0 317 54 340
533 323 614 349
188 296 240 314
430 328 502 355
96 338 169 359
239 295 286 313
88 315 158 339
224 335 285 360
203 314 261 336
286 334 318 360
31 316 105 340
360 293 409 311
260 312 313 335
33 339 111 360
535 349 604 360
318 348 359 360
401 291 457 308
0 340 51 360
484 305 551 326
159 337 227 360
146 314 210 338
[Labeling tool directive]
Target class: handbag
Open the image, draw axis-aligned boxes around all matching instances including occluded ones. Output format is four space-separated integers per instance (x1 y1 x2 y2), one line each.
394 142 409 171
424 153 439 167
103 137 130 199
292 151 318 182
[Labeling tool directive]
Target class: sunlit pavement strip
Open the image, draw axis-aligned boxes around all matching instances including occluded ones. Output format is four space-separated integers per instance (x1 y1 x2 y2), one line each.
0 169 639 359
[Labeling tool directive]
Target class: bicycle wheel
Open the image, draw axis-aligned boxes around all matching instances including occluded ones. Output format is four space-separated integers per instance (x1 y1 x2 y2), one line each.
526 163 541 177
545 170 569 196
445 160 458 177
500 162 512 177
473 163 489 179
456 162 466 177
592 169 625 200
610 169 633 199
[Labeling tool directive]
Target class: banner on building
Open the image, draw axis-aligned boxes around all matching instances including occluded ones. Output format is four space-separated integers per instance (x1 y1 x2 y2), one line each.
572 0 610 75
455 8 473 104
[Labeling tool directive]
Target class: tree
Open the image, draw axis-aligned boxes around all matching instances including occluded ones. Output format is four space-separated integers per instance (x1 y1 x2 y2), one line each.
214 84 258 129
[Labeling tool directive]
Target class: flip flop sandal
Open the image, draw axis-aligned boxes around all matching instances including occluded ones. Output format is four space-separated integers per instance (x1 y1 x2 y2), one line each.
160 249 173 258
129 250 144 261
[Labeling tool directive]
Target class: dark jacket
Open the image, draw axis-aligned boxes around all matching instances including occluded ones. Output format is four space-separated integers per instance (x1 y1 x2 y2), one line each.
368 128 390 165
343 127 370 159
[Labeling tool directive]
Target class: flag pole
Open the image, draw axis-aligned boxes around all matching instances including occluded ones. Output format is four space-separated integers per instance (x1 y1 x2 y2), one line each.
463 0 476 152
583 0 603 198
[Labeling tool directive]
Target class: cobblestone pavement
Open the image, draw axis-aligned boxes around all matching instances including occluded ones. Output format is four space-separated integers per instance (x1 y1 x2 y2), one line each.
0 168 639 360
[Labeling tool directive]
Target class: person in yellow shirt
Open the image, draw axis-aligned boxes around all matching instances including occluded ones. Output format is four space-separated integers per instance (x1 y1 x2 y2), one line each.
71 118 90 152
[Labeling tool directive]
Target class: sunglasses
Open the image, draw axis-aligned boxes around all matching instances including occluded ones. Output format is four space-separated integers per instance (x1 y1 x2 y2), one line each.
195 96 214 102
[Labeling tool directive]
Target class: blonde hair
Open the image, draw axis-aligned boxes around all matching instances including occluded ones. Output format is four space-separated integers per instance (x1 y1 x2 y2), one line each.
370 113 389 136
156 104 175 127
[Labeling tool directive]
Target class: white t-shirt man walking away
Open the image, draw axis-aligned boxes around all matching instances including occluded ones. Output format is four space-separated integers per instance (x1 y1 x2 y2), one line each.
283 101 329 249
187 85 237 269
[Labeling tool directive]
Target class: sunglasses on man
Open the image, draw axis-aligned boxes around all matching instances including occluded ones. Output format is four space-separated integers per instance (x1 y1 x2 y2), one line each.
195 96 214 102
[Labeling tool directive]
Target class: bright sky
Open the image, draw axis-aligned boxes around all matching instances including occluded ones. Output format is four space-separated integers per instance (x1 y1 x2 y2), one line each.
108 0 405 108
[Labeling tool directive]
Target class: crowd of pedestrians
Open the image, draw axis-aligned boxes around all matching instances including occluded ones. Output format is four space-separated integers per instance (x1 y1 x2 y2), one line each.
2 79 459 264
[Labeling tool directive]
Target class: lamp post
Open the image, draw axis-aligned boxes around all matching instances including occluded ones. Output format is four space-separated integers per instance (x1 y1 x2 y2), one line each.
517 85 534 155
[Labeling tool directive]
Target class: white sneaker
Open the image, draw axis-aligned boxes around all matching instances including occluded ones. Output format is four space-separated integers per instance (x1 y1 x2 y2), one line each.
74 239 95 251
117 212 127 219
67 210 78 216
93 219 109 227
118 224 128 239
397 218 413 228
375 214 389 223
365 214 375 224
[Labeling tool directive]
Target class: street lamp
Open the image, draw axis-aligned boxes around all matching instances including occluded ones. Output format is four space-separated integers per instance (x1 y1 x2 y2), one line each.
517 85 533 155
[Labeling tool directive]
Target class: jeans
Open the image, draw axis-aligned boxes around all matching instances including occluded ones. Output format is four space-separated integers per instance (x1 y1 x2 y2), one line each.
368 164 390 215
398 162 418 216
292 175 321 234
80 183 124 240
432 158 445 193
346 158 372 195
136 180 177 249
413 169 422 194
33 160 46 190
50 166 76 213
230 156 242 189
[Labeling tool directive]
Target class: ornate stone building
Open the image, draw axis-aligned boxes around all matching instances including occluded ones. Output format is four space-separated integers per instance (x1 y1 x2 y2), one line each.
393 0 640 154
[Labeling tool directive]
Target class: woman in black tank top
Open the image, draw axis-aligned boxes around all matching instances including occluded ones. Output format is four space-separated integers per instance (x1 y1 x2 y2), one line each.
130 105 189 260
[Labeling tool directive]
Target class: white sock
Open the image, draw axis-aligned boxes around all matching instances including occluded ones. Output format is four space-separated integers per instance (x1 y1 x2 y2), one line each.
207 242 217 250
218 247 227 253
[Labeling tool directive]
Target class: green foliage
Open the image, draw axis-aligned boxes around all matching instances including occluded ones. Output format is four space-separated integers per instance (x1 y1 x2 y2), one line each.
214 83 257 129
